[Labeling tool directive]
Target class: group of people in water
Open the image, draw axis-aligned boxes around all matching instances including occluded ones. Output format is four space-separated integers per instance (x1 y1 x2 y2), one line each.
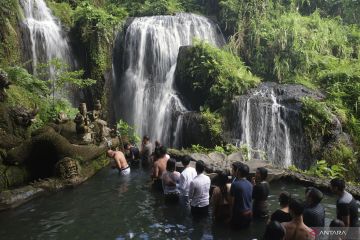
107 136 359 240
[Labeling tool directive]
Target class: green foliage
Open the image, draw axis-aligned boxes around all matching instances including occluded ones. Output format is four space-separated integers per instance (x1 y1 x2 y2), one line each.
46 0 74 27
289 160 348 179
116 119 140 144
190 144 210 153
185 41 260 110
3 65 82 130
301 97 333 141
6 66 49 96
200 108 223 146
37 59 96 106
0 0 21 67
141 0 184 16
323 142 358 180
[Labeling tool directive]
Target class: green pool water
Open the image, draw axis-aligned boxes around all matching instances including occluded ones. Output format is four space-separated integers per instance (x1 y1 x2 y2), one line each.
0 166 344 239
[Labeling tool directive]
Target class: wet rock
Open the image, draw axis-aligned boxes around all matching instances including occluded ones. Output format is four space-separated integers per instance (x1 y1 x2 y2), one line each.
227 151 244 163
0 70 11 102
0 185 44 211
225 82 323 168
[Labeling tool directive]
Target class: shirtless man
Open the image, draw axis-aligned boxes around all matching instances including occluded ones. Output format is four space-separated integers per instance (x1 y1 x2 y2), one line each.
282 198 315 240
151 146 169 190
107 149 130 176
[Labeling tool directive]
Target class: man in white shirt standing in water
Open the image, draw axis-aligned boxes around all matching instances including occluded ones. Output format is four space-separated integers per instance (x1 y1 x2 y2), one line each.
179 156 197 205
189 160 211 218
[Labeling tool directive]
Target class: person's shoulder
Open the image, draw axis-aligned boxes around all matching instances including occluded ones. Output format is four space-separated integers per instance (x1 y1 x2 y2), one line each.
213 186 221 194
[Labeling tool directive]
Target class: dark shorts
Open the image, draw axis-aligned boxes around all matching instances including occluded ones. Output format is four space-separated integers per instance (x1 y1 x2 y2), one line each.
164 192 179 203
152 178 163 192
231 211 252 229
191 205 209 218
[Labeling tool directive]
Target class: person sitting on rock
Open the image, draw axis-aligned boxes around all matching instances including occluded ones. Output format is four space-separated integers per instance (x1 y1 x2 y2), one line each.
107 149 130 176
211 172 232 223
151 146 169 191
270 191 292 223
303 187 325 227
330 178 359 227
162 158 181 202
252 167 270 218
281 198 315 240
230 162 253 229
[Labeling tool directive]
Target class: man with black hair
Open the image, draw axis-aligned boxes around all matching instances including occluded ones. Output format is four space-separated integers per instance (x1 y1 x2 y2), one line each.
189 160 211 217
231 161 242 183
252 167 270 218
230 162 253 229
330 178 359 227
151 146 169 191
282 198 315 240
179 156 197 202
303 187 325 227
124 142 140 165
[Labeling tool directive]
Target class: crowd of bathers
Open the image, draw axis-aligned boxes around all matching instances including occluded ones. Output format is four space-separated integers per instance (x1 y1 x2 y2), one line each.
109 136 359 240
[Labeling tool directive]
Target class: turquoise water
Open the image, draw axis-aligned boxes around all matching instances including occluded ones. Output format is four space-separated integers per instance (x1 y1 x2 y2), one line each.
0 166 340 239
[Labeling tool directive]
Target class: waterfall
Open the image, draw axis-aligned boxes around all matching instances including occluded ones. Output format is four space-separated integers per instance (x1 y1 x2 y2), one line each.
231 83 312 168
20 0 72 76
113 13 225 146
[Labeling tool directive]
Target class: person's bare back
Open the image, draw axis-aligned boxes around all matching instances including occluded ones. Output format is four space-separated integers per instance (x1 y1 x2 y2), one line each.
152 155 169 179
282 220 315 240
107 150 129 170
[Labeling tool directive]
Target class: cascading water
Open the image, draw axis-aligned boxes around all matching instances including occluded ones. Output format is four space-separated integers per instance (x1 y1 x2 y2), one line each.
20 0 72 76
230 83 314 168
113 13 225 146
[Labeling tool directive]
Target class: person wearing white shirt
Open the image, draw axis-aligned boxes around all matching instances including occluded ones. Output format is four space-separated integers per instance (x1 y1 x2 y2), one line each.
179 156 197 201
189 160 211 217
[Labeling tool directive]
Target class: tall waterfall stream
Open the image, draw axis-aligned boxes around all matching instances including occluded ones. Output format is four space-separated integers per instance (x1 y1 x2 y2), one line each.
113 13 225 147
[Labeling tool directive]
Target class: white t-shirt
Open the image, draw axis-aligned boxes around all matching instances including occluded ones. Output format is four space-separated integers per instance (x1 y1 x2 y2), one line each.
179 167 197 197
189 173 211 208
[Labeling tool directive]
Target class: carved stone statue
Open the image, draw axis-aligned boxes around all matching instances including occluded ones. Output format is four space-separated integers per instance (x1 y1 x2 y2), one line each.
74 103 89 134
55 111 69 124
74 103 92 143
55 157 80 180
11 105 39 127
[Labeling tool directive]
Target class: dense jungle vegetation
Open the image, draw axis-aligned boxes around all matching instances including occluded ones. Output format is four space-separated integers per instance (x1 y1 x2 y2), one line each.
0 0 360 180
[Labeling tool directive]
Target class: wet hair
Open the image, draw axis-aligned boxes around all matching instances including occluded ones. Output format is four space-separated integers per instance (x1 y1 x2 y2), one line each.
155 140 161 147
143 135 150 141
124 143 130 149
196 160 205 174
158 146 167 156
181 155 191 166
263 221 286 240
279 191 291 207
330 178 345 192
306 187 323 205
218 172 229 202
166 158 176 172
257 167 268 181
231 161 242 172
238 163 249 177
289 198 305 217
329 219 345 227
